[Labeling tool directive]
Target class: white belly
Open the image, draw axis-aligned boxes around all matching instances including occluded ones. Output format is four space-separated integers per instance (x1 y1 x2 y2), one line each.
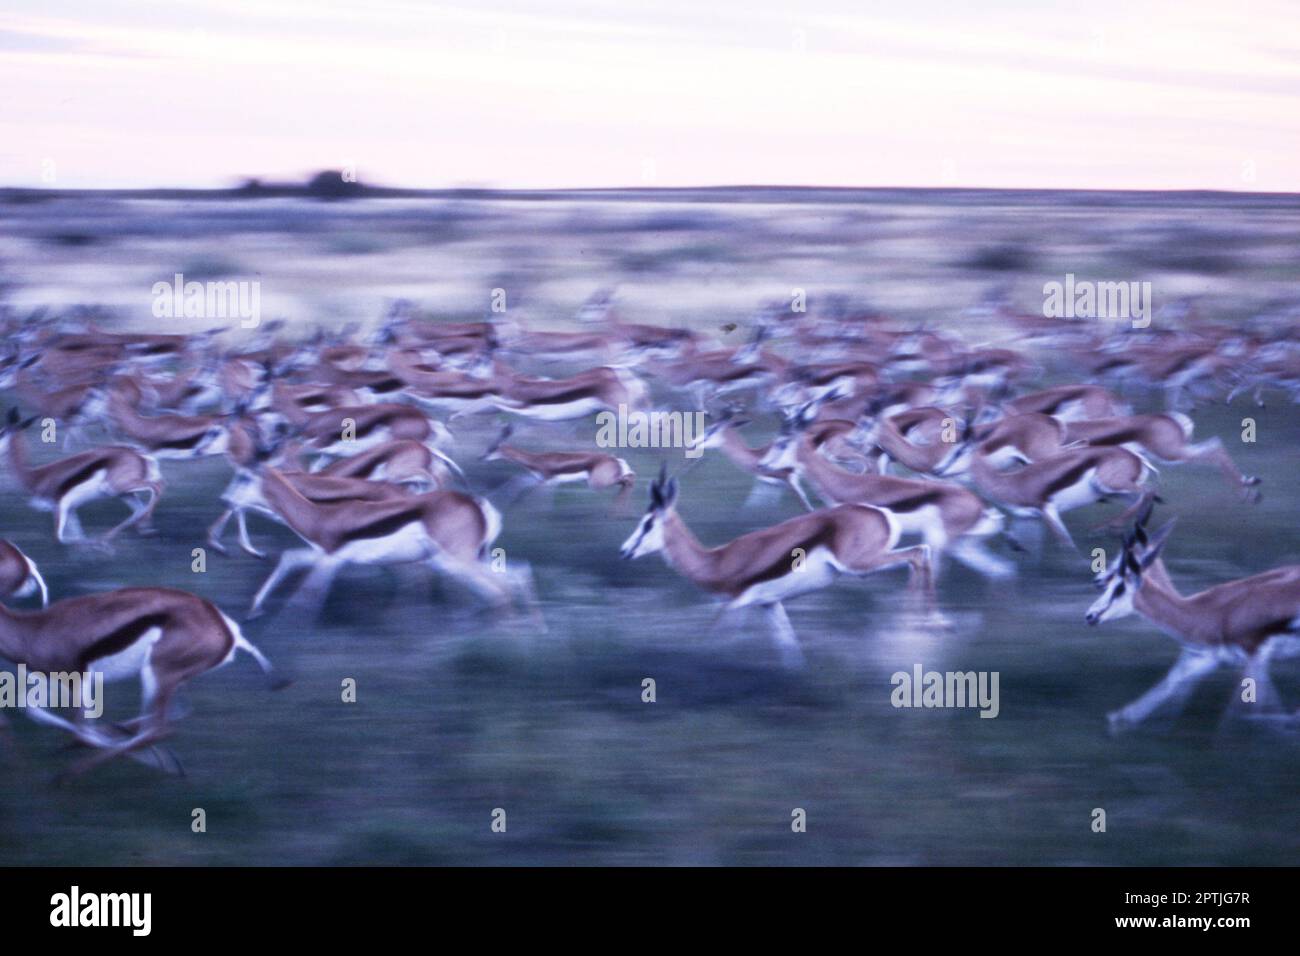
499 397 607 421
883 504 948 546
90 627 164 683
317 428 393 457
333 521 434 565
731 547 841 608
63 471 113 508
1049 469 1101 513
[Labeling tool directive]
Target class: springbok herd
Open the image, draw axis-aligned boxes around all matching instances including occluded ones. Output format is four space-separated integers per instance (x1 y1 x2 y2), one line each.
0 295 1298 777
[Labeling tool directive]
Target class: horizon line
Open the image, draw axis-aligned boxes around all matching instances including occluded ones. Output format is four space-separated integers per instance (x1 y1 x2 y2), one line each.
4 182 1299 200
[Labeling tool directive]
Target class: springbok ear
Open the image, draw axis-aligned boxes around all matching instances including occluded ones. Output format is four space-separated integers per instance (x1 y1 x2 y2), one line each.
663 477 679 506
1135 496 1155 529
797 402 817 426
648 461 668 507
1139 518 1177 569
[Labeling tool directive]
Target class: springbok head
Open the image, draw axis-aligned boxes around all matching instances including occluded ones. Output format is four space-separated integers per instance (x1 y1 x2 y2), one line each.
620 463 678 560
481 423 514 461
757 401 818 472
1086 502 1176 626
0 407 38 450
685 405 750 455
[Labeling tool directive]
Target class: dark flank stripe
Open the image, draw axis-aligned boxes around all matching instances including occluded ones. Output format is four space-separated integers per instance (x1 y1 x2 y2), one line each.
527 386 598 406
56 459 108 498
1093 428 1142 445
880 489 944 512
369 379 404 393
336 508 424 546
77 612 170 672
158 431 208 450
1042 457 1099 497
352 416 404 438
739 526 836 591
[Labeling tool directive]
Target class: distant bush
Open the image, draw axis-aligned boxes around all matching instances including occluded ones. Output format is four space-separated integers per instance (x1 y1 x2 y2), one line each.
43 231 101 247
963 244 1035 272
306 170 364 200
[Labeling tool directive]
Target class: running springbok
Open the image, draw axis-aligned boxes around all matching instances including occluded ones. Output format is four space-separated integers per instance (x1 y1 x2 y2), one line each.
241 466 531 619
759 407 1012 579
1006 384 1128 421
1061 412 1260 501
295 402 451 456
1086 507 1300 734
0 586 280 778
481 425 635 511
0 540 48 606
208 467 412 558
684 410 814 510
0 409 164 544
619 467 933 666
454 365 649 422
860 406 966 476
305 437 457 489
954 442 1156 550
104 382 230 458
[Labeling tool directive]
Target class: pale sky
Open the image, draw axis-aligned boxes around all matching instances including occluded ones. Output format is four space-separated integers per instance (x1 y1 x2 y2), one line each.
2 0 1298 191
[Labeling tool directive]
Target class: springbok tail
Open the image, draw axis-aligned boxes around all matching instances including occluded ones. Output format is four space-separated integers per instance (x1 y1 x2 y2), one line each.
1167 410 1195 440
24 555 49 607
970 507 1006 538
220 611 290 689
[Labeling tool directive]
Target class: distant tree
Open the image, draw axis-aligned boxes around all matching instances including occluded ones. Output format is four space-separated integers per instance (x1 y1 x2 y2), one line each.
306 170 363 200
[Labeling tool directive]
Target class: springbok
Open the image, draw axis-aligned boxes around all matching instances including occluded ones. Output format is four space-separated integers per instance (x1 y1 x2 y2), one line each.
481 425 635 511
619 467 933 666
1061 413 1260 500
861 406 966 476
0 540 48 606
295 402 450 456
104 383 230 458
241 466 530 619
0 586 280 777
685 411 814 510
454 365 649 422
209 468 412 558
759 408 1012 579
1086 508 1300 734
306 438 457 489
0 409 164 544
1006 384 1128 422
956 442 1156 550
676 408 857 512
